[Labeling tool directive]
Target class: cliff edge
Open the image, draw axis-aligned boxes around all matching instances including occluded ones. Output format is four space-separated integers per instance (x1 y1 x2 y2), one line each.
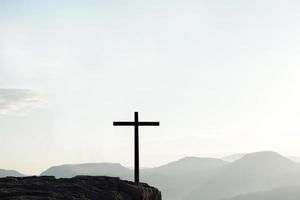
0 176 162 200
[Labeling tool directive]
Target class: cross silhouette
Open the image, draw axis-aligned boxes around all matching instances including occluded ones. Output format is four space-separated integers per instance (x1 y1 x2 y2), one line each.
113 112 159 183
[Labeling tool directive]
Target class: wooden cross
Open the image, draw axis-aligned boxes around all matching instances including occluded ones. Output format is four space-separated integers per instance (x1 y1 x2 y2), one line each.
113 112 159 183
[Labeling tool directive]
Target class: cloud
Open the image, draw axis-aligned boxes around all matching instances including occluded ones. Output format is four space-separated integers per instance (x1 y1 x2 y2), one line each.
0 89 46 115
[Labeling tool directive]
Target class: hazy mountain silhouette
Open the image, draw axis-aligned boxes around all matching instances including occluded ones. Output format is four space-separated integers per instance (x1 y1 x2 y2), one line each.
223 153 300 163
41 163 132 179
0 169 23 177
227 186 300 200
183 151 300 200
141 157 228 200
143 157 228 176
39 151 300 200
40 157 228 200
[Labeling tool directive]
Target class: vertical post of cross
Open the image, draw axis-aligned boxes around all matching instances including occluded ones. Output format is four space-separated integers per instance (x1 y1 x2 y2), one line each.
134 112 139 183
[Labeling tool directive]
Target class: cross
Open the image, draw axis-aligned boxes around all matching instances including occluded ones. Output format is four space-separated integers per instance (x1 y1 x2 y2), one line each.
113 112 159 183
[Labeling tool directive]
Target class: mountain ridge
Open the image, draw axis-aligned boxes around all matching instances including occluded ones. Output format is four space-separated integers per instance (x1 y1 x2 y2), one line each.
3 151 300 200
0 169 24 177
183 151 300 200
41 162 132 179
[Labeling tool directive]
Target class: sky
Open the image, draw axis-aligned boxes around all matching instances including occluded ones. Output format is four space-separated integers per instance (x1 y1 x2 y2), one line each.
1 0 300 175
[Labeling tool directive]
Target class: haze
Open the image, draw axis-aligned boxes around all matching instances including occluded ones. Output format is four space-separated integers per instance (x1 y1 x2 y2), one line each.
1 0 300 175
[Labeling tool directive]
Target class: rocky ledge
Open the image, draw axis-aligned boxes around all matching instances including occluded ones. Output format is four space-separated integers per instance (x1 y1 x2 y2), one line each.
0 176 162 200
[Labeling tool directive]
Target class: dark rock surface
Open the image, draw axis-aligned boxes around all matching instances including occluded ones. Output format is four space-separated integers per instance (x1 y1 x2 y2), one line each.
0 176 162 200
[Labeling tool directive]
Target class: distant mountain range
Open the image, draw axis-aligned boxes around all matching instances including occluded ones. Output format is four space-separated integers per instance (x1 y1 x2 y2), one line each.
0 169 23 177
222 153 300 163
41 163 132 180
183 151 300 200
2 151 300 200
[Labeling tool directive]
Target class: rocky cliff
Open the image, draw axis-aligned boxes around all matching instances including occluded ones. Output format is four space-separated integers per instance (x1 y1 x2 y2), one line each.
0 176 162 200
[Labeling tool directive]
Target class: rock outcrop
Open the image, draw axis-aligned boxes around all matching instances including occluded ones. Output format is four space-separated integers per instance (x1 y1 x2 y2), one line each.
0 176 162 200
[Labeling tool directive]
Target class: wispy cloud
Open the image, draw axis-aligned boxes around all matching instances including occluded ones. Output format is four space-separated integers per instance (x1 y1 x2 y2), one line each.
0 89 46 115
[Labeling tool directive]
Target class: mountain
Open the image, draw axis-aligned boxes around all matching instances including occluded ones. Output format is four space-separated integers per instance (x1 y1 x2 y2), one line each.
223 153 300 163
142 157 228 200
183 151 300 200
0 169 23 177
39 151 300 200
40 157 228 200
41 163 132 179
143 156 228 176
227 186 300 200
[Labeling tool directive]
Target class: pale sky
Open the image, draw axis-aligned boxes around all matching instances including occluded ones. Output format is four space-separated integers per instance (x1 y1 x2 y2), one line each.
1 0 300 175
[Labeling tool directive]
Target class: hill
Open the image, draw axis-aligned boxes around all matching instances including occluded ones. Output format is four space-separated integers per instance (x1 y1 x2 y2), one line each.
143 156 228 176
183 151 300 200
0 169 23 177
39 151 300 200
41 163 132 180
40 157 228 200
142 157 228 200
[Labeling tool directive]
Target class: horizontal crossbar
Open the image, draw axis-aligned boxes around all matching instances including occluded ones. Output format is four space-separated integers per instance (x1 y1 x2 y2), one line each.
113 121 160 126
